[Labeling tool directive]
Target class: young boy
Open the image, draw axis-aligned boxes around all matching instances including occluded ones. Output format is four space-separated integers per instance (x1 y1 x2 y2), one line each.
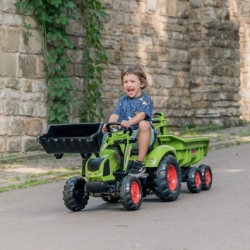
107 65 154 175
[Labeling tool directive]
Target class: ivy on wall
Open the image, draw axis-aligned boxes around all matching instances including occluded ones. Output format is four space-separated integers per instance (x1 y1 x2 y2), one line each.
16 0 108 123
80 0 108 122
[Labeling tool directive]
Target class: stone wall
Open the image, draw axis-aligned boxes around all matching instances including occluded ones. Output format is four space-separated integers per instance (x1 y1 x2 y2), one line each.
101 0 241 127
0 0 48 154
188 0 241 127
0 0 249 154
229 0 250 121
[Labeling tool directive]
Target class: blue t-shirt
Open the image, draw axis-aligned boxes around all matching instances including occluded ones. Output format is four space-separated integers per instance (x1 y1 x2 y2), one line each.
113 93 154 129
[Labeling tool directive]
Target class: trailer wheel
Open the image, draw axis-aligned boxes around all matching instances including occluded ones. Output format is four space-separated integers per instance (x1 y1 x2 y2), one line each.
152 155 181 201
199 164 213 190
187 167 202 193
101 195 120 203
120 175 142 211
63 176 89 211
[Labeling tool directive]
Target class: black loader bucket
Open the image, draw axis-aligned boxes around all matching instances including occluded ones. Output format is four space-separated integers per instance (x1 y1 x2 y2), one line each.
38 123 103 154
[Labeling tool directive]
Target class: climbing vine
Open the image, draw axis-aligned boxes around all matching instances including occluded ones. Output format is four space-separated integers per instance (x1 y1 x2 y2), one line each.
80 0 108 122
16 0 108 123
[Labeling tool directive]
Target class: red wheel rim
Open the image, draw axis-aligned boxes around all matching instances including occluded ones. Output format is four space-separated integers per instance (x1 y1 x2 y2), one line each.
130 181 141 204
195 172 201 188
167 165 178 191
204 169 211 185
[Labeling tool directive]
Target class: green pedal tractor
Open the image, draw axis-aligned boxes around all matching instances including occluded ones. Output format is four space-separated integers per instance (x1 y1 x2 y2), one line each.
38 113 212 211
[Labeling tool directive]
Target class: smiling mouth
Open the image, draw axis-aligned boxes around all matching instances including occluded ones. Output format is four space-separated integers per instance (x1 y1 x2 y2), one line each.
127 88 134 94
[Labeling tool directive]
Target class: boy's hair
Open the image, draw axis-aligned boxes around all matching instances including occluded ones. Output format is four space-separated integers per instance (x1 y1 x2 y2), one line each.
121 65 148 89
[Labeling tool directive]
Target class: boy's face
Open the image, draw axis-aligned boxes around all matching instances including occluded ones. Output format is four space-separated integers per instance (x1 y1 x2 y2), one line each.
122 74 143 98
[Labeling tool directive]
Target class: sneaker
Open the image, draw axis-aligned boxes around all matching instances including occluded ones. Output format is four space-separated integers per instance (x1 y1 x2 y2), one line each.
128 160 146 176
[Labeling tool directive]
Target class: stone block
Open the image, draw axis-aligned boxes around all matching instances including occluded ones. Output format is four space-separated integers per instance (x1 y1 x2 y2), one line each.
24 118 43 136
2 13 22 26
5 78 20 89
8 117 24 136
24 16 38 29
74 63 84 77
177 1 190 18
200 7 218 20
24 29 44 54
0 52 18 77
114 11 125 25
33 103 48 118
20 79 33 92
193 101 209 108
0 116 8 135
204 0 219 7
146 0 157 13
35 56 47 78
4 100 20 115
66 19 83 36
67 49 83 64
158 0 167 15
1 26 20 52
0 99 4 115
7 137 21 152
167 0 178 17
0 137 6 153
155 75 174 88
24 137 42 151
32 79 47 93
18 55 37 78
190 0 203 8
20 102 35 116
2 0 17 13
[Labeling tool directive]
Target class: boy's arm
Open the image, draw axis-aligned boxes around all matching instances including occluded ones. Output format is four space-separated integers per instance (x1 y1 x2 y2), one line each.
108 114 119 123
121 112 146 128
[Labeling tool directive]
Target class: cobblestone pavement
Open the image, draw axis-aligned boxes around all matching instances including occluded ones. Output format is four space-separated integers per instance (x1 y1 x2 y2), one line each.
1 124 250 190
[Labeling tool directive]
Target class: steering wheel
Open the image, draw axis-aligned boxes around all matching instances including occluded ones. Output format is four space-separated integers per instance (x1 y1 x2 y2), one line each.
105 122 133 135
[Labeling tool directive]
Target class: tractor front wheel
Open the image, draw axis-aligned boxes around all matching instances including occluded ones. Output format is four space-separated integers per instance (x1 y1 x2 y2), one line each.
187 167 202 193
120 175 142 211
152 155 181 201
63 176 89 211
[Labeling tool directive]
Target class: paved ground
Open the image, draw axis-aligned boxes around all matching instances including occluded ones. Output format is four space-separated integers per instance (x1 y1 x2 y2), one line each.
1 124 250 191
1 143 250 250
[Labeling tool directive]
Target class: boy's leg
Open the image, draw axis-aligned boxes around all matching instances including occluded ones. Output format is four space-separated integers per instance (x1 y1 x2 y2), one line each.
128 121 151 176
137 120 151 161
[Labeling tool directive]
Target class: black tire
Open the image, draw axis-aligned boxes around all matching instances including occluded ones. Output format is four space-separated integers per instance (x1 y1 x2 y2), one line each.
199 164 213 190
152 155 181 201
120 175 142 211
63 176 89 212
187 167 202 193
101 195 120 203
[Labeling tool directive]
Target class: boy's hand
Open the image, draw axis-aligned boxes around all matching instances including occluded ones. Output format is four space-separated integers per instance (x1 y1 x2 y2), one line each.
102 124 107 132
121 120 131 128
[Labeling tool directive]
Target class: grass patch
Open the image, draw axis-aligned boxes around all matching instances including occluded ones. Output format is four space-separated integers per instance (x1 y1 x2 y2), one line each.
10 176 21 182
230 129 250 137
180 125 224 136
0 170 81 193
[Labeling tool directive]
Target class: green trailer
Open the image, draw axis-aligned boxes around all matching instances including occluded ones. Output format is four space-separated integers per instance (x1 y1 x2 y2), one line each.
38 113 212 211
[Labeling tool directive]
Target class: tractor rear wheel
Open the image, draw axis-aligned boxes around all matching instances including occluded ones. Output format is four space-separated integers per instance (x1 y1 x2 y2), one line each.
187 167 202 193
63 176 89 211
120 175 142 211
199 164 213 190
152 155 181 201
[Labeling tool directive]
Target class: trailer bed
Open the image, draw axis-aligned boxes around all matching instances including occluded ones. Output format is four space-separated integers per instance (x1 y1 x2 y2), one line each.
158 134 209 167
